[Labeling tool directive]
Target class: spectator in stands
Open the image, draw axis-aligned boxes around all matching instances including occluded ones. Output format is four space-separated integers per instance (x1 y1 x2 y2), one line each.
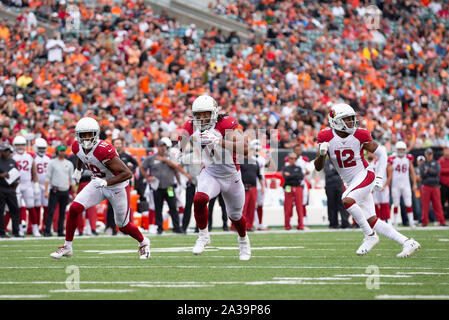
419 148 447 227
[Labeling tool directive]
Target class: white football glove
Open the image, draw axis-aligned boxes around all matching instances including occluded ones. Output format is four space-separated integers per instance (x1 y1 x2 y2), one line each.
72 169 82 184
91 176 107 189
372 176 383 192
319 142 329 156
200 130 221 146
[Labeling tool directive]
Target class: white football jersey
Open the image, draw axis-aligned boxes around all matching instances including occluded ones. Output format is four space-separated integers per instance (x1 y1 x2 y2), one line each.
317 128 373 186
181 117 240 178
388 154 414 187
34 154 51 185
12 152 34 183
72 140 128 189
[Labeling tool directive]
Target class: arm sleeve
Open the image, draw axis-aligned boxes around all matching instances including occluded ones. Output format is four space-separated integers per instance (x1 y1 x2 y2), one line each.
373 145 387 179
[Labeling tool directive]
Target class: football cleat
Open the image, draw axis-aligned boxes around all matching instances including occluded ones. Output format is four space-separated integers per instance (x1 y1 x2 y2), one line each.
32 224 41 237
138 237 150 259
192 230 210 255
397 238 420 258
356 232 379 256
50 245 73 259
238 235 251 261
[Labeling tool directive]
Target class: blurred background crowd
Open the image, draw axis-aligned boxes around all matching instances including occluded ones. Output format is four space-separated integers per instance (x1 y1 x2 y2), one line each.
1 0 449 154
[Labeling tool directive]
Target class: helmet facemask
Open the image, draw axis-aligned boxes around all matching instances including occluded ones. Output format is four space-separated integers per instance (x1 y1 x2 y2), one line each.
14 144 26 154
397 148 406 157
37 147 47 156
193 110 217 131
331 115 358 135
76 131 99 149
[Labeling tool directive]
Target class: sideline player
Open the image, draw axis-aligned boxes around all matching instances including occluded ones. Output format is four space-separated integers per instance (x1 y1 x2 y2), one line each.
49 117 150 259
314 103 420 258
12 135 41 237
33 138 51 233
385 141 418 228
177 94 251 260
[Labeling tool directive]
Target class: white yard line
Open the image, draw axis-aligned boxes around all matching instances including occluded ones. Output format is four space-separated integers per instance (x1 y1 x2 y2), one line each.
0 295 49 299
0 266 448 271
377 295 449 300
50 289 134 293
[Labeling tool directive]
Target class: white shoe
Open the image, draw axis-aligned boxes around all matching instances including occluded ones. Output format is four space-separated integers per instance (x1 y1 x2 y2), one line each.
138 237 150 259
238 235 251 261
356 232 379 256
149 225 158 235
32 224 41 237
192 230 210 255
397 238 421 258
50 245 73 259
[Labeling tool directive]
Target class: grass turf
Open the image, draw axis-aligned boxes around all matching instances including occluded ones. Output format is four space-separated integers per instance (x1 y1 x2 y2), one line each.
0 227 448 300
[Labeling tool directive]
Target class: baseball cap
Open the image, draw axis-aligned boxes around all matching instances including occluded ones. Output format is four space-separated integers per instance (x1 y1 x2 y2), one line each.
0 142 13 152
157 137 172 147
57 145 67 152
417 155 425 161
424 148 433 155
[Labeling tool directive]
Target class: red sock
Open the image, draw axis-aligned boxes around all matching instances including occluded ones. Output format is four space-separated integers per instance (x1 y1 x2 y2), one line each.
119 222 144 243
178 207 184 214
193 192 209 230
257 206 263 223
393 207 398 214
149 209 155 225
230 216 247 237
406 206 413 214
20 207 26 222
66 202 85 242
34 207 41 226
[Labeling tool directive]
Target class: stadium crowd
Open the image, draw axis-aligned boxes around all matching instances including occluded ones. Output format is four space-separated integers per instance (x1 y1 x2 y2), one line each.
0 0 449 236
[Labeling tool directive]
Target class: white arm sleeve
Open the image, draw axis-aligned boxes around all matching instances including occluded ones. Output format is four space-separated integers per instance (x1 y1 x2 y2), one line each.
374 145 388 180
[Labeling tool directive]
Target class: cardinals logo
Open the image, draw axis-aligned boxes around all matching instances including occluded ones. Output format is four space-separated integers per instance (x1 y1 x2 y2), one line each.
329 109 336 118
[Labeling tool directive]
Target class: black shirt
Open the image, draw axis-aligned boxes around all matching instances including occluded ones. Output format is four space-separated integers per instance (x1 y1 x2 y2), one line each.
118 151 139 173
240 160 262 188
324 160 343 189
0 157 19 189
282 165 304 187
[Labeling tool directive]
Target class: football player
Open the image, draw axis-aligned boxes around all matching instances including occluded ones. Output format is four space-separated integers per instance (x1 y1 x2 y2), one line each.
385 141 418 228
12 135 41 236
33 138 51 233
177 95 251 260
314 103 420 258
50 117 150 259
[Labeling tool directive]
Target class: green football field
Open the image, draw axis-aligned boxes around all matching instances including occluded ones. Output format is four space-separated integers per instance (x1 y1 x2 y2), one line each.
0 227 448 300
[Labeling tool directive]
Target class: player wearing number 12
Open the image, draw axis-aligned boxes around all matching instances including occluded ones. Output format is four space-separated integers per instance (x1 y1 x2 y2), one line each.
314 103 420 258
50 117 150 259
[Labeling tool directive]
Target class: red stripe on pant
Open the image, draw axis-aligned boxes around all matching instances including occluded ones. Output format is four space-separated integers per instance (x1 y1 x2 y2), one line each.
283 186 304 229
421 185 446 226
243 187 258 231
348 170 375 193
